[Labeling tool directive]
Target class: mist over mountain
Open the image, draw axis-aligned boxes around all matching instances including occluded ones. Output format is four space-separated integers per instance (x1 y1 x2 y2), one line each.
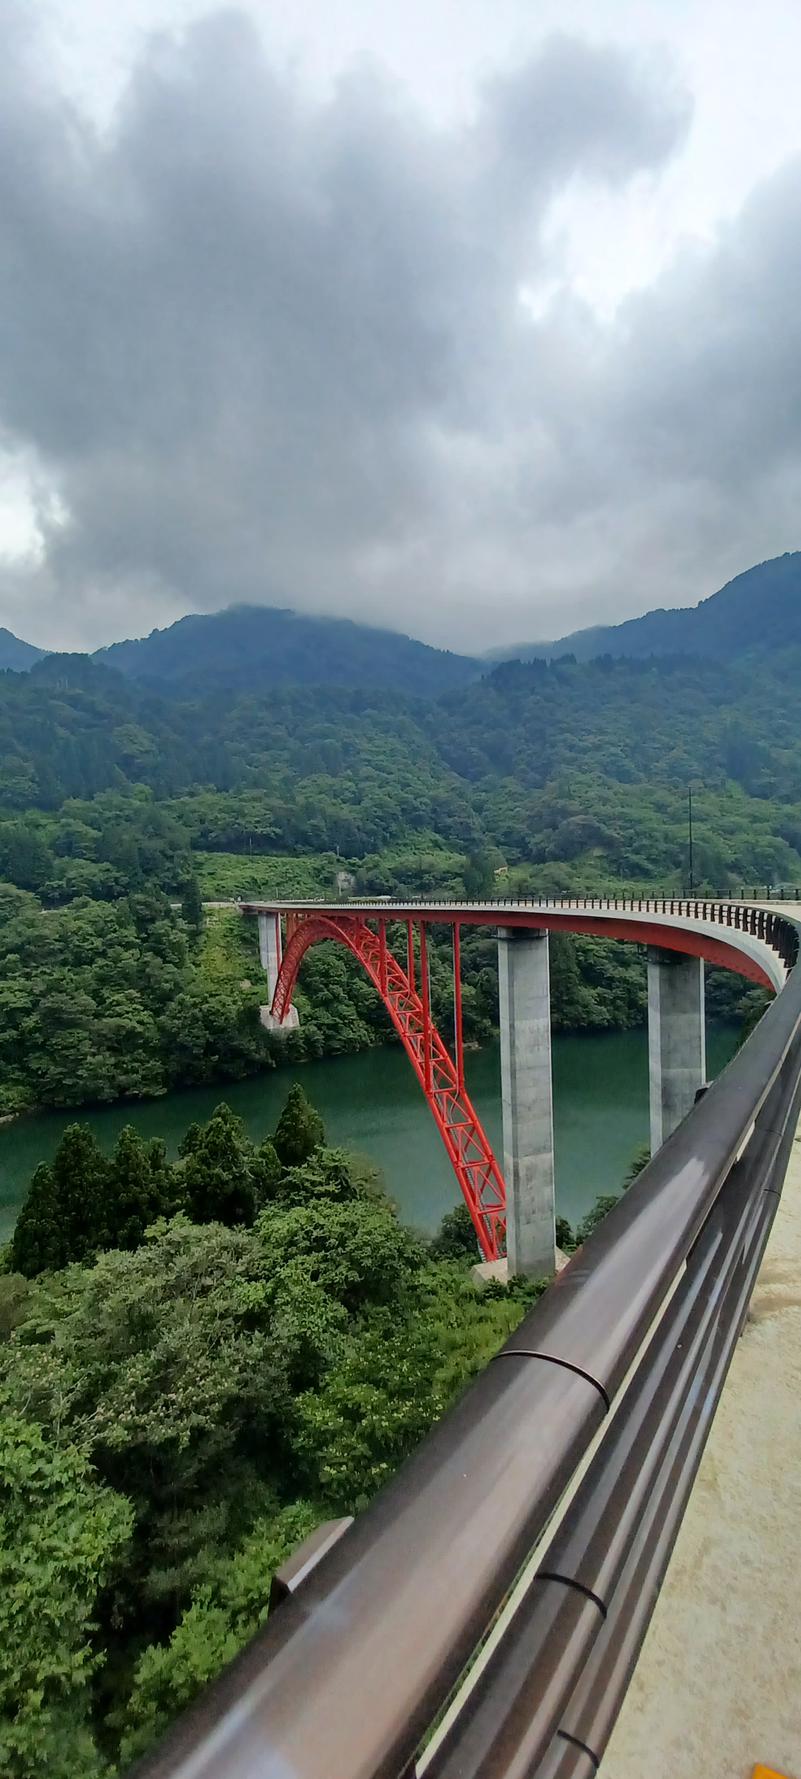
2 551 798 689
93 605 481 696
488 553 801 664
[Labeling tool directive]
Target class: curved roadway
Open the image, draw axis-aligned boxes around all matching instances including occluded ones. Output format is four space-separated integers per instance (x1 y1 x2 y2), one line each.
239 897 790 994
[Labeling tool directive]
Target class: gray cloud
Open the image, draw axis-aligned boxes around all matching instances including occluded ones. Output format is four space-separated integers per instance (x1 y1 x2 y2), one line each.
2 3 791 651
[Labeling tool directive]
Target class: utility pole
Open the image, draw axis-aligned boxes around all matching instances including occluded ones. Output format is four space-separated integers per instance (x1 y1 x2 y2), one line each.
688 784 695 897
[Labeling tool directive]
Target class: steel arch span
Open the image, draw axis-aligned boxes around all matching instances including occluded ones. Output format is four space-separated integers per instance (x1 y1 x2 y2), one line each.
259 893 792 1266
271 913 506 1260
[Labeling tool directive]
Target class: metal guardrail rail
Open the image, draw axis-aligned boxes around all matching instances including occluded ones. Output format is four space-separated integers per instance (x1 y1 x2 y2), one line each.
131 901 801 1779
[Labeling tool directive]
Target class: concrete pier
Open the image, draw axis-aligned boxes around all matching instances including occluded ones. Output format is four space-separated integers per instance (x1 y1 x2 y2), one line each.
497 927 556 1279
257 913 299 1032
648 948 706 1151
257 912 282 1001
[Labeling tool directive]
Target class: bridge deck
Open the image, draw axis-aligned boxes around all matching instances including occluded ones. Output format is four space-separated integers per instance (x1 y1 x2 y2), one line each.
602 1070 801 1778
239 897 789 992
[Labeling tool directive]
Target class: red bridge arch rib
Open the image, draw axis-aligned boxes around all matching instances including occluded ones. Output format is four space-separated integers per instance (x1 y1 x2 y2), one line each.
271 914 506 1261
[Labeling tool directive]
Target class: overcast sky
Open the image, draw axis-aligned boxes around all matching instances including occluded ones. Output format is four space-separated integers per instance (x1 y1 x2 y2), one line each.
1 0 800 652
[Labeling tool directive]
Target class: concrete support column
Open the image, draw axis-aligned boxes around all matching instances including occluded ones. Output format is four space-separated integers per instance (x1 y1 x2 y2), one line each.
257 912 282 1005
256 913 299 1032
647 947 706 1152
497 927 556 1279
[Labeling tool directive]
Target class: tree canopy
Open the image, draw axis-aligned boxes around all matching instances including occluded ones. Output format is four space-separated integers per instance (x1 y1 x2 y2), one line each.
0 1088 545 1774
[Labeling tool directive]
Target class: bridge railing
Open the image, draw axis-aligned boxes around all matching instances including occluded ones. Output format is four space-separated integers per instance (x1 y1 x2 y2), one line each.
132 905 801 1779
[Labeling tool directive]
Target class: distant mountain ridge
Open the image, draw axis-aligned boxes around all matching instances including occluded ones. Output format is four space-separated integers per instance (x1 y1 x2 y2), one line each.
2 551 800 687
490 553 801 664
94 604 482 696
0 628 46 671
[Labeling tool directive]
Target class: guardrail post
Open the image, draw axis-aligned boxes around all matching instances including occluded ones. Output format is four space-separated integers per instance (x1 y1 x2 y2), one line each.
497 927 555 1279
647 947 706 1151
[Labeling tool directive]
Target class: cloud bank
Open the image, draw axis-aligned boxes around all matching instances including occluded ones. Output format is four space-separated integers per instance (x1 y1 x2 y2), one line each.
0 6 797 649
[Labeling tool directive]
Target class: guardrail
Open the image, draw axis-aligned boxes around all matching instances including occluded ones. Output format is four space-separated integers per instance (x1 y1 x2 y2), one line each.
132 902 801 1779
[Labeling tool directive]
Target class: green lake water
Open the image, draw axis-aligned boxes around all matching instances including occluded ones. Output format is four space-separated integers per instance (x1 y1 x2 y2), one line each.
0 1025 739 1243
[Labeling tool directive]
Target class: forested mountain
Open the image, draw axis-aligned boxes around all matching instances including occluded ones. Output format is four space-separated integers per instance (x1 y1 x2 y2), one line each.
7 548 800 687
0 631 790 1113
0 627 45 670
2 643 801 880
494 551 801 664
94 604 482 695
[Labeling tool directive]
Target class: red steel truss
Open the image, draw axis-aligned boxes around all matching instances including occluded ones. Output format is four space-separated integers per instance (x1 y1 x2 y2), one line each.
271 914 506 1260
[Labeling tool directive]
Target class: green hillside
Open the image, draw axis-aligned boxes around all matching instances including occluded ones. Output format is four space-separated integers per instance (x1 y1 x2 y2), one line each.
1 642 800 893
94 603 481 696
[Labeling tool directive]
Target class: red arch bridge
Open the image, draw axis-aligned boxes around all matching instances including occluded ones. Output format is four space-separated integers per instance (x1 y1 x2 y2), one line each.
240 895 791 1274
133 896 801 1779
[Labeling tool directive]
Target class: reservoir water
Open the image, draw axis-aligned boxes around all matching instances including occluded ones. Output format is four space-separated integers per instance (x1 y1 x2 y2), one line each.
0 1024 739 1244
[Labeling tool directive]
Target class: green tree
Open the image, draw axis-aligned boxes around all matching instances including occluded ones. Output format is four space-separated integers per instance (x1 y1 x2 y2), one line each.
623 1144 651 1188
274 1147 373 1208
0 1404 133 1779
180 875 204 935
10 1165 62 1278
3 1219 300 1634
178 1121 203 1159
0 1114 541 1768
105 1127 177 1251
273 1083 325 1167
574 1194 621 1245
11 1125 110 1276
429 1202 479 1262
291 1321 447 1509
462 849 495 898
0 824 54 893
555 1215 575 1252
0 1272 33 1339
182 1104 257 1227
259 1199 424 1315
120 1502 318 1766
251 1138 283 1206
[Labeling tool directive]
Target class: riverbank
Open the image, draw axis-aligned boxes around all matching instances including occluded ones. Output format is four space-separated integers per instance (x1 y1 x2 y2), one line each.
0 1025 739 1244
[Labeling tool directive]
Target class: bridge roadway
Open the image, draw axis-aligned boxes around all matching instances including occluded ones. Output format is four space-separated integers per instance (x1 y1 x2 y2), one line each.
241 895 788 994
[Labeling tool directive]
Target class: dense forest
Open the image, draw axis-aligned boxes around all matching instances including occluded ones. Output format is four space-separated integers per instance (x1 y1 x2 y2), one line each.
0 635 790 1112
0 1087 550 1776
3 642 801 874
